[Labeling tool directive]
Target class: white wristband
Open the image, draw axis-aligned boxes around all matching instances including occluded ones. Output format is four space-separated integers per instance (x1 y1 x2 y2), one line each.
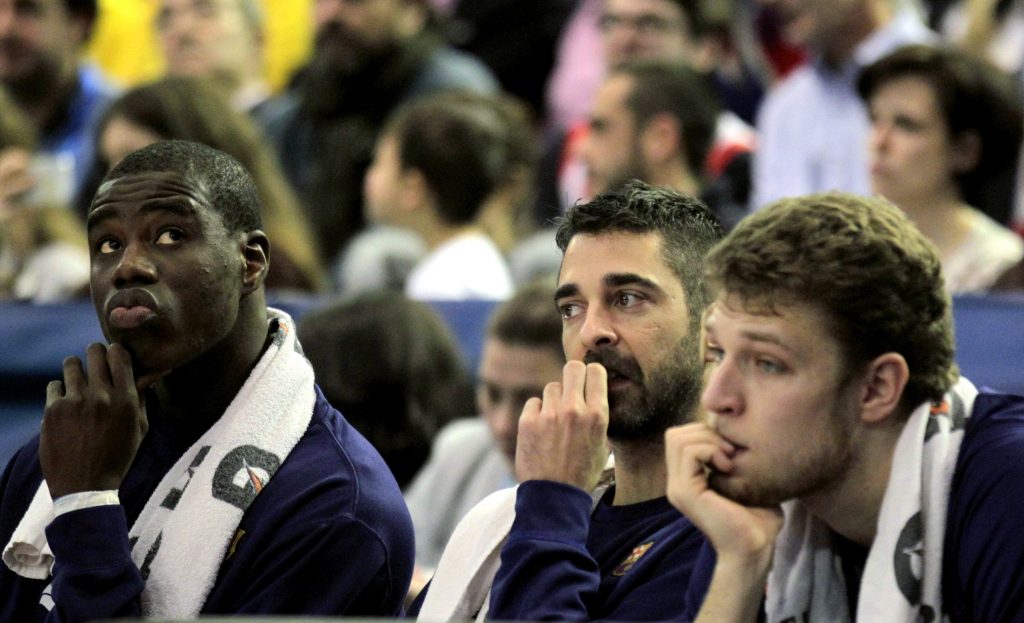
52 490 120 517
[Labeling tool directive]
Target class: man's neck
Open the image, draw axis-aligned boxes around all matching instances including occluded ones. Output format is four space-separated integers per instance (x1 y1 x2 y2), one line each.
821 0 893 68
609 437 668 506
152 300 272 431
803 422 903 546
648 162 701 200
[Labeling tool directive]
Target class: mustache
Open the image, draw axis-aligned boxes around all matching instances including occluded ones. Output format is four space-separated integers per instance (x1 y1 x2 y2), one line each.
583 347 643 382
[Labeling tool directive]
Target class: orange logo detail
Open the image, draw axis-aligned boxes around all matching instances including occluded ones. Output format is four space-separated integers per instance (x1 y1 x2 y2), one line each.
613 541 654 576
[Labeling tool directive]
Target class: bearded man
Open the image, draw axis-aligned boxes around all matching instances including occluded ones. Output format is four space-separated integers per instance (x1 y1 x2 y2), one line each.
413 180 722 621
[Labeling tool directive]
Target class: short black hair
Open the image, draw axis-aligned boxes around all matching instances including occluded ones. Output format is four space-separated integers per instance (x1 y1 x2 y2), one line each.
614 59 720 176
100 139 262 234
556 180 723 332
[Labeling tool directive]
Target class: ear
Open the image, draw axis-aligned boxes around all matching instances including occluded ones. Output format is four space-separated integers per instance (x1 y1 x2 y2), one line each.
952 130 981 174
857 352 910 425
241 230 270 294
640 114 682 166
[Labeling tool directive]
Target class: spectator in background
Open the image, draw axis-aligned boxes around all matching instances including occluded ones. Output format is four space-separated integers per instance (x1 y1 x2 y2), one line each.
439 0 575 121
339 90 544 295
156 0 271 114
581 60 747 228
541 0 755 220
0 0 116 195
363 91 516 301
298 289 475 489
404 282 563 594
258 0 497 264
85 77 325 292
0 87 88 302
859 44 1023 293
751 0 935 209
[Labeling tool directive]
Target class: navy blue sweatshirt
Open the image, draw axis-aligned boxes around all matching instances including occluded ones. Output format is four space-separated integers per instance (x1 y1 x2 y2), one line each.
0 387 415 621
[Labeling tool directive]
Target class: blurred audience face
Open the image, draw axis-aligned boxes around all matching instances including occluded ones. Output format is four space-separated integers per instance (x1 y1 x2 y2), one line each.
158 0 261 85
583 73 645 195
0 0 84 94
99 116 164 171
313 0 413 74
477 337 565 466
600 0 695 68
867 76 967 206
757 0 865 51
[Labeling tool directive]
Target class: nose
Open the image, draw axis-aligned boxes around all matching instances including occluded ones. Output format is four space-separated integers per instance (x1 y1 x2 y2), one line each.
869 120 890 154
112 243 158 288
701 356 743 419
579 305 618 351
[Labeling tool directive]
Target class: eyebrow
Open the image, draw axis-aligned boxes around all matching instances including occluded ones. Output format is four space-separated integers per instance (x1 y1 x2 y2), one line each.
554 272 664 301
704 319 795 354
87 198 199 231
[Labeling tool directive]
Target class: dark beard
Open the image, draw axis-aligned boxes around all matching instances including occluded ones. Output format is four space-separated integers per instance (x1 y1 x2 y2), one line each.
311 19 382 79
298 31 437 120
0 40 62 106
583 332 702 443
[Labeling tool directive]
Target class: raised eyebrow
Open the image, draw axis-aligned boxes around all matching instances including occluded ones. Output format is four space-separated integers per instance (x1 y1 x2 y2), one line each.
87 199 198 231
603 273 662 293
738 330 796 354
553 283 580 302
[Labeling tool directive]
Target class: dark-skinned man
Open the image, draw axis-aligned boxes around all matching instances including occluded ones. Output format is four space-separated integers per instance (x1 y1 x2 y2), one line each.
0 140 414 620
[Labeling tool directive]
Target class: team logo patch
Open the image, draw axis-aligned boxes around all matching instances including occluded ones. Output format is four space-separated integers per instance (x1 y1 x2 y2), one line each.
613 541 654 576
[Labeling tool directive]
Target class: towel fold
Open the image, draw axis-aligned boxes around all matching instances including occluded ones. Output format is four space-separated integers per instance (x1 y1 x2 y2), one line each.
2 484 54 580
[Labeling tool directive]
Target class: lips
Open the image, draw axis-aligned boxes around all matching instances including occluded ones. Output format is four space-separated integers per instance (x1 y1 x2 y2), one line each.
106 289 158 331
716 431 748 454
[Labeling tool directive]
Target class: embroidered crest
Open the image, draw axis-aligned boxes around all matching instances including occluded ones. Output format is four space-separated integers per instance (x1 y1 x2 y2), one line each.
613 541 654 576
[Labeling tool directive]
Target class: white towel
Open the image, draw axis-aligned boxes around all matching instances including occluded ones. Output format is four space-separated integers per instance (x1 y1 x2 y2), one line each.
767 377 977 623
418 461 616 622
2 308 316 618
2 485 54 580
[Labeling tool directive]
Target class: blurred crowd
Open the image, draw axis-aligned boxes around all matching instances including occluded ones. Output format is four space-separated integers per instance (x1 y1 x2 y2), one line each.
3 0 1021 306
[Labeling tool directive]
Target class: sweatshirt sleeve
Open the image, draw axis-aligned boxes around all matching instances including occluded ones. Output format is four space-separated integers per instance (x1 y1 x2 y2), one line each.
487 480 600 621
44 505 145 621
